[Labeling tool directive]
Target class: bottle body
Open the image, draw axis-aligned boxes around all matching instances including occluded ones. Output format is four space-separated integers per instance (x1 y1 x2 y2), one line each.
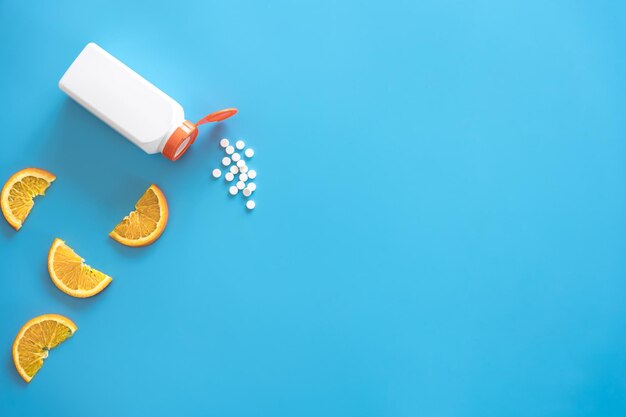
59 43 184 154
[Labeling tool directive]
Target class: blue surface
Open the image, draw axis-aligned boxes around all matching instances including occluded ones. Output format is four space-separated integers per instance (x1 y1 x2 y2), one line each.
1 1 626 416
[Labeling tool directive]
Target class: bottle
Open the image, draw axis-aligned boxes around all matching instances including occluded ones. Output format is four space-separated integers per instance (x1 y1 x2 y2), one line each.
59 43 237 161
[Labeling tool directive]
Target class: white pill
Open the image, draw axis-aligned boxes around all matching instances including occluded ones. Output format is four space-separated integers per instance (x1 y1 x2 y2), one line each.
232 153 241 162
220 138 229 148
247 182 256 192
245 148 254 158
240 165 248 173
229 186 238 195
235 140 245 150
242 188 252 197
236 160 246 168
225 172 234 182
222 157 231 166
247 170 257 179
230 165 239 174
212 169 222 178
239 173 248 182
246 200 256 210
225 145 235 155
236 181 245 190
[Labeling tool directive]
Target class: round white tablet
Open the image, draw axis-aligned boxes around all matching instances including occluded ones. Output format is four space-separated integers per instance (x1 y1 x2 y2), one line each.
236 140 245 150
239 173 248 182
236 160 246 168
242 188 252 197
247 170 257 179
225 172 234 182
246 200 256 210
236 181 245 190
220 138 229 148
245 148 254 158
240 165 249 173
232 153 241 162
229 186 238 195
247 182 256 192
225 145 235 155
212 169 222 178
222 157 231 166
230 165 239 174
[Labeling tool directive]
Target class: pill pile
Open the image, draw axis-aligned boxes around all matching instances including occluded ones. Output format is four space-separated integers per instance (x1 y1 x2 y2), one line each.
212 138 257 210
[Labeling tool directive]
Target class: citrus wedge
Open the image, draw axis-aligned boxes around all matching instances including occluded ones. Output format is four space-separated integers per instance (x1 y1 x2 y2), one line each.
109 184 168 247
1 168 56 230
48 238 113 298
12 314 77 383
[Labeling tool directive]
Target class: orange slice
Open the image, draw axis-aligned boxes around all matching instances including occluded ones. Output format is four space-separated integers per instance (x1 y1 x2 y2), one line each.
1 168 56 230
12 314 77 383
48 238 113 298
109 184 168 247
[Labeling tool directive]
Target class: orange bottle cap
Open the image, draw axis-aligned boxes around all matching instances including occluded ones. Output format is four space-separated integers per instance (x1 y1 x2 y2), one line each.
162 108 238 161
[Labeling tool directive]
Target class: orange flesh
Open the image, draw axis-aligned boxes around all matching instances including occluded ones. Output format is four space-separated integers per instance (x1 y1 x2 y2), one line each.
110 185 168 246
13 316 76 382
49 240 111 294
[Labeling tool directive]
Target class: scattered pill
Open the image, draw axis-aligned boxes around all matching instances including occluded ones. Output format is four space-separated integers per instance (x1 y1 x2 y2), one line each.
215 139 258 207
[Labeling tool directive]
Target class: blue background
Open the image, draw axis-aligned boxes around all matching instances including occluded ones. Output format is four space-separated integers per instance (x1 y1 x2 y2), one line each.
1 1 626 416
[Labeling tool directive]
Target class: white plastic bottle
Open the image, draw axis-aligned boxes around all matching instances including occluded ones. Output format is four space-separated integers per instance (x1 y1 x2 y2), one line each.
59 43 237 161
